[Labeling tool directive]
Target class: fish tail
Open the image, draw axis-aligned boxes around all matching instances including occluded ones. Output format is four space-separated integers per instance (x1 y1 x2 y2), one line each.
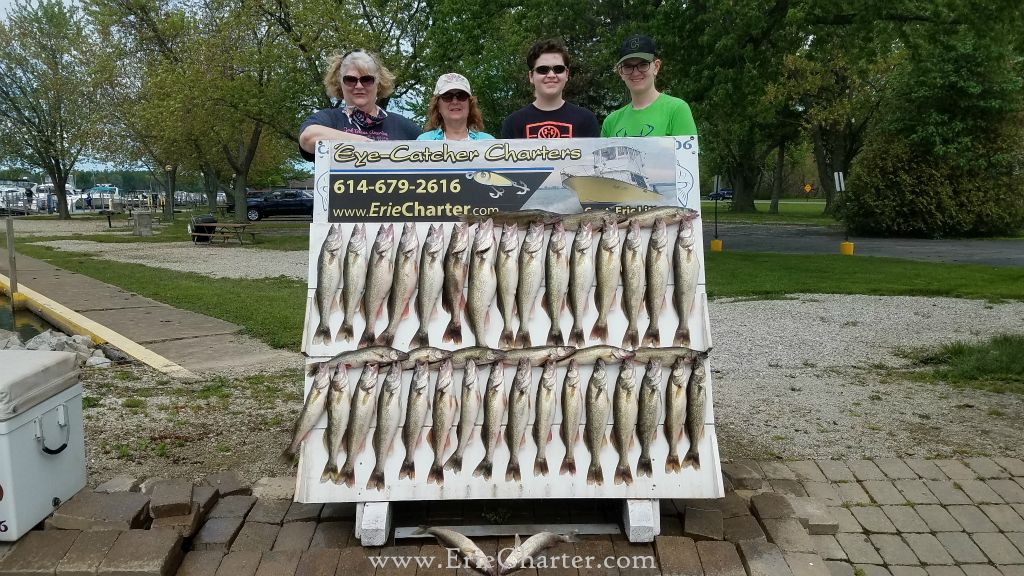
641 324 660 347
623 327 639 350
410 327 429 348
568 324 585 347
559 456 576 476
533 457 549 477
443 452 463 473
398 460 416 480
442 319 462 345
547 327 563 346
614 464 634 486
337 321 353 342
673 326 690 347
665 453 682 473
587 463 604 485
505 460 521 482
499 327 515 348
637 457 653 478
427 464 445 485
358 327 375 348
472 458 492 480
279 446 298 465
374 330 395 347
513 328 531 348
590 319 608 342
683 448 701 470
338 463 356 488
320 462 340 484
312 323 329 345
366 469 386 491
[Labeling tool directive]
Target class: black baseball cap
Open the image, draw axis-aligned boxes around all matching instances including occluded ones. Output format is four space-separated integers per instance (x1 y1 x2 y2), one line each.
617 34 657 67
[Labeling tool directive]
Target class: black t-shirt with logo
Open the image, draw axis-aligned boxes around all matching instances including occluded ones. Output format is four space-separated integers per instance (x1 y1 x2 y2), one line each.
500 102 600 139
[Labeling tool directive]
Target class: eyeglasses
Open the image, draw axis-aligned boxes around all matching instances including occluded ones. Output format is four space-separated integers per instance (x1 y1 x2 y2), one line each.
342 75 376 87
618 61 652 74
532 65 567 75
440 91 470 102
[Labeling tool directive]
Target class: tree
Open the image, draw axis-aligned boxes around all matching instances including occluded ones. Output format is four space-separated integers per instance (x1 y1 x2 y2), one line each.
0 0 106 219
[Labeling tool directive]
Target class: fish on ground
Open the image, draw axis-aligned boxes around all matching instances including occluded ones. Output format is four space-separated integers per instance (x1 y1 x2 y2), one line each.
466 219 498 346
673 220 701 347
505 358 532 482
585 358 611 485
337 363 380 487
445 359 480 473
411 223 445 347
590 216 621 342
312 224 343 346
472 361 506 480
367 362 403 490
567 222 595 347
427 359 457 485
496 223 520 347
683 352 708 470
559 359 583 476
532 360 558 476
636 359 662 478
282 362 331 463
338 224 368 342
664 356 688 473
416 526 493 576
544 220 570 346
641 218 669 347
499 532 577 575
359 224 395 346
620 219 644 349
320 364 351 483
513 221 546 347
377 222 419 346
612 359 638 486
398 361 431 480
442 223 471 344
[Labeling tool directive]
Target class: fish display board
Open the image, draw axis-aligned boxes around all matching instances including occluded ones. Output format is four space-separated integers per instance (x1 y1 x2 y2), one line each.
295 137 723 503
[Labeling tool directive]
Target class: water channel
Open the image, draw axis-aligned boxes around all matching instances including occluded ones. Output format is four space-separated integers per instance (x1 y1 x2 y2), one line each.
0 291 55 342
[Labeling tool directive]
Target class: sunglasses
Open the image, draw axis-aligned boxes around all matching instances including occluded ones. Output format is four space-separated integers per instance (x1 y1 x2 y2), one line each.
532 65 567 75
342 75 376 87
440 91 470 102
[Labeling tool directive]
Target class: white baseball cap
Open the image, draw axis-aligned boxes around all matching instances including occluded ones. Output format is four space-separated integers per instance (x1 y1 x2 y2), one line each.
434 73 472 96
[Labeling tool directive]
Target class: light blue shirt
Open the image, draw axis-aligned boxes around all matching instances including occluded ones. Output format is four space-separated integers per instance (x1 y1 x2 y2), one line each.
416 128 494 141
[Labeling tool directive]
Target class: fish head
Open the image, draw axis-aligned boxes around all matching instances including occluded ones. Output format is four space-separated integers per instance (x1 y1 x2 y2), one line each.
523 221 545 252
348 223 367 253
428 347 452 364
676 220 696 249
324 224 343 252
330 364 349 390
446 222 470 256
614 347 635 361
483 348 506 364
574 222 593 252
619 359 636 386
387 348 410 362
413 361 430 388
600 217 620 250
436 359 454 388
565 359 580 382
473 219 494 253
541 360 556 387
681 207 700 222
625 219 642 249
463 359 478 384
592 358 607 381
487 361 504 387
399 222 419 255
499 223 519 253
374 224 394 254
549 220 566 252
646 358 662 374
515 357 531 376
313 363 332 388
424 224 444 255
650 218 667 249
384 361 403 389
550 346 576 361
359 363 380 388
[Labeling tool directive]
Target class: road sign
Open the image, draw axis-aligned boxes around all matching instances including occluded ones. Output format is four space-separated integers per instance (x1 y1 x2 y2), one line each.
804 183 812 193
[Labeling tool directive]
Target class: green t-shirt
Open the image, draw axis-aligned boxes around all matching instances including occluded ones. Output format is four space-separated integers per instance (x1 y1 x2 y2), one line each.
600 93 697 138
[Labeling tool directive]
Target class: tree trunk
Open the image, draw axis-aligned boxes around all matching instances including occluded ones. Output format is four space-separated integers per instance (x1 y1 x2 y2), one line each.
769 141 786 214
54 177 70 220
728 165 759 213
233 175 248 223
163 166 177 221
202 164 219 214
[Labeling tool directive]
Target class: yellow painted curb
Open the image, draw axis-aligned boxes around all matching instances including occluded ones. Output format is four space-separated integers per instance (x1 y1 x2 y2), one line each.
1 273 198 380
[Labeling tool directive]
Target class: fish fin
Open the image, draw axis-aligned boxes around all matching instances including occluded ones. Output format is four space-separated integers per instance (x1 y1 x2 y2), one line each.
443 453 463 473
427 464 445 485
533 457 548 477
339 463 356 488
514 533 522 549
279 447 297 465
559 456 576 476
366 470 386 490
614 464 634 486
568 325 584 347
398 460 416 480
587 464 604 485
401 300 411 320
673 326 690 347
513 328 530 348
358 327 375 348
665 453 681 473
337 321 353 342
311 324 326 346
623 327 639 350
413 525 428 536
499 328 514 348
682 448 701 470
442 319 462 345
589 320 608 342
410 327 427 347
320 462 339 483
472 459 492 480
546 327 563 346
641 324 660 347
637 457 653 478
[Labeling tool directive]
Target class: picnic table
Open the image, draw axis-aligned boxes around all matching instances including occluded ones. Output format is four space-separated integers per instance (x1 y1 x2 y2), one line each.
188 220 260 244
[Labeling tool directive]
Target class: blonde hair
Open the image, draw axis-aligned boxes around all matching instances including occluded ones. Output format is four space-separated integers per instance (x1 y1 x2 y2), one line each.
323 49 396 101
424 95 485 132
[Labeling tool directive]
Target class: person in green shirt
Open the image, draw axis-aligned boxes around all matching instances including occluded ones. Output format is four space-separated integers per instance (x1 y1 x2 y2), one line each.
601 34 697 138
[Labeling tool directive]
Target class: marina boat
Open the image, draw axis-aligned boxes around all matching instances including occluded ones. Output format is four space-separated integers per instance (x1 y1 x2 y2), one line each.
561 145 665 204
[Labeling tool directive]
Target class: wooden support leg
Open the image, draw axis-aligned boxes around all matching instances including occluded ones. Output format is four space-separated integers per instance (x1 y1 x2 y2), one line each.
623 499 660 543
358 502 392 546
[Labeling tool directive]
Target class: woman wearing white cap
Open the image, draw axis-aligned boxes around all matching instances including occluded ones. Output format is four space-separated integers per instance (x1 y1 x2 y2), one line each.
417 73 494 141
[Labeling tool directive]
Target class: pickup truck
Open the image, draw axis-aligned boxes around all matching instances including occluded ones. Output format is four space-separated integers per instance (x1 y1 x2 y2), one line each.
708 189 734 201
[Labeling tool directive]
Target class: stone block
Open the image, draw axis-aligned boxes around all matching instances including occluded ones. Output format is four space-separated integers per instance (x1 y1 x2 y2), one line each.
175 551 224 576
934 532 987 563
751 493 796 520
696 541 744 576
971 533 1024 564
250 477 292 500
963 457 1010 479
773 480 809 497
272 522 315 551
192 517 245 552
959 480 1005 505
759 461 797 481
998 565 1024 576
817 461 856 483
95 476 142 494
319 502 356 522
50 491 151 531
986 479 1024 503
207 496 256 520
980 504 1024 531
246 499 290 525
881 505 929 533
1007 532 1024 555
784 552 830 576
835 533 883 564
934 460 977 481
334 547 375 575
960 566 1002 576
214 551 261 576
856 566 894 576
847 460 886 482
684 507 723 541
624 499 660 542
294 548 340 576
992 457 1024 477
231 522 280 553
828 507 862 533
914 505 961 532
837 483 872 506
825 561 854 576
902 533 954 565
150 480 194 519
804 483 842 506
358 502 392 547
308 522 351 549
786 497 839 535
863 481 907 505
0 530 81 575
763 518 816 553
253 550 301 576
662 515 684 536
924 482 973 506
738 541 795 576
719 493 751 519
140 478 168 495
675 498 721 513
868 534 919 566
875 459 918 480
947 505 999 533
151 504 204 538
722 461 764 490
851 507 897 533
889 568 927 576
541 540 584 576
811 535 846 560
723 516 766 543
56 530 121 576
787 462 827 483
654 536 701 576
904 459 947 481
895 480 940 505
192 487 219 518
283 503 323 524
0 542 11 563
202 472 251 497
98 529 184 576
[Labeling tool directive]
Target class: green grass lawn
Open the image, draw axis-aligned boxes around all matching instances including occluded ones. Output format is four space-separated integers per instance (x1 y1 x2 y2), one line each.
898 334 1024 394
700 199 839 227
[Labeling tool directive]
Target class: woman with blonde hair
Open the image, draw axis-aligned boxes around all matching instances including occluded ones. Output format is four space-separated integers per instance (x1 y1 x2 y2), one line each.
299 49 420 160
417 73 493 141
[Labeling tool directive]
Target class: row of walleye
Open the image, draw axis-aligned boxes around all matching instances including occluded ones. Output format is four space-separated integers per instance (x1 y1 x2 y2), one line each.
311 206 703 351
285 343 708 492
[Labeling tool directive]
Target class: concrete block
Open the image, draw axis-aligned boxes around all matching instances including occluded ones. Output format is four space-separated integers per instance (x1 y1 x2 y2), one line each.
855 566 894 576
662 515 684 536
811 535 846 560
623 499 661 542
786 497 839 535
836 483 872 506
334 547 375 575
980 504 1024 531
947 505 999 533
684 507 723 541
192 517 245 552
868 534 919 565
991 457 1024 477
828 507 862 533
784 552 830 576
751 493 796 520
804 483 842 506
925 482 973 505
56 530 121 576
0 530 81 575
151 504 204 538
1007 532 1024 556
358 502 392 547
207 496 256 520
863 481 907 505
895 480 940 505
719 493 751 519
49 492 151 531
319 502 356 522
963 457 1010 479
696 541 744 576
787 462 827 483
772 480 809 497
997 565 1024 576
971 532 1024 564
308 522 351 549
294 548 340 576
95 476 142 494
934 532 987 563
272 523 316 551
231 523 280 553
140 478 168 495
253 550 301 576
851 507 897 533
959 480 1005 505
959 565 1002 576
847 460 886 482
723 516 766 543
722 461 764 490
98 529 184 576
191 487 219 518
202 472 251 497
915 505 963 532
817 461 856 483
874 459 918 480
889 568 928 576
654 536 702 576
835 533 883 564
758 461 797 481
283 503 323 525
214 551 261 576
825 561 854 576
175 551 224 576
246 499 290 525
150 480 194 519
902 533 954 565
881 505 930 533
934 460 978 481
738 541 795 576
763 518 816 553
985 479 1024 503
250 477 293 500
904 460 948 481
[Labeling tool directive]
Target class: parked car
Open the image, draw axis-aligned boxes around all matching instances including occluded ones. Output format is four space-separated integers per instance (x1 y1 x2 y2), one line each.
708 189 733 201
231 189 314 221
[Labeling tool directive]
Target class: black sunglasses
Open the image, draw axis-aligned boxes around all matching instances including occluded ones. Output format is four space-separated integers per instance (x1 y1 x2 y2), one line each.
440 91 470 102
532 64 567 75
342 75 376 87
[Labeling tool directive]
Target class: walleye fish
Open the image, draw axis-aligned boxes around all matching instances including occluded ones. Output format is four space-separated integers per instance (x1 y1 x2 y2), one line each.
567 223 595 347
636 359 662 478
664 356 689 473
377 222 419 346
505 358 532 482
612 360 638 486
317 346 409 373
568 345 634 366
400 346 452 370
312 224 343 346
444 359 480 473
337 363 380 487
359 224 395 346
442 223 471 344
466 219 498 346
398 361 431 480
320 365 351 483
503 345 576 367
282 363 331 462
683 353 708 470
500 532 577 575
558 209 622 231
673 221 701 347
513 221 545 347
496 223 519 347
621 206 699 228
427 359 457 485
463 209 561 227
472 361 506 480
367 362 403 491
411 223 445 347
416 526 493 576
544 221 570 346
642 218 669 347
631 346 698 365
338 224 368 342
559 359 583 475
621 219 644 349
585 358 611 485
590 217 621 342
451 346 506 368
532 360 558 476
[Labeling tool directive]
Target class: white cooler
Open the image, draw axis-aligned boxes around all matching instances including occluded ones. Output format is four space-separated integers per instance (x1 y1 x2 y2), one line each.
0 350 87 541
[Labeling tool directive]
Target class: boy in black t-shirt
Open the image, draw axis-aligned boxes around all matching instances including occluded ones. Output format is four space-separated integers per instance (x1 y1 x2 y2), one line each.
500 39 599 139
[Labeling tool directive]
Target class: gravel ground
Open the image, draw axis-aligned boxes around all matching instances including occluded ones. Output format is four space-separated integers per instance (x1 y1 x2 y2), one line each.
9 219 133 237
